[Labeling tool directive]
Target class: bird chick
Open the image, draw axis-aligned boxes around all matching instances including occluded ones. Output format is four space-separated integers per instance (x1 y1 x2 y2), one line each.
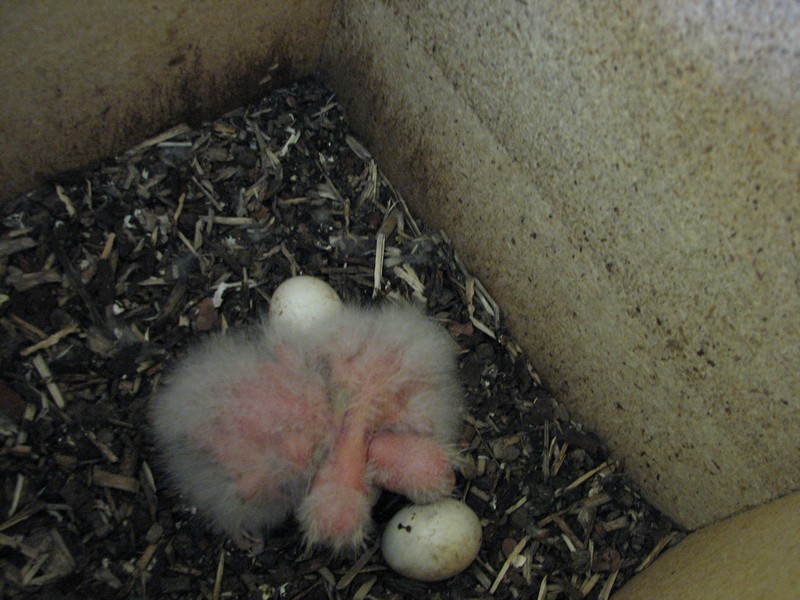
298 304 462 550
151 303 462 553
150 324 334 551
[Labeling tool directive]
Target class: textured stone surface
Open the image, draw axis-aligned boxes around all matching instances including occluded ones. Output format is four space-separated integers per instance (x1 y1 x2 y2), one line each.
0 0 332 200
321 0 800 528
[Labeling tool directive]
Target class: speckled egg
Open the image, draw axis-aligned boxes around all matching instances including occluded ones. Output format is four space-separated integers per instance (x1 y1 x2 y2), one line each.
381 499 482 581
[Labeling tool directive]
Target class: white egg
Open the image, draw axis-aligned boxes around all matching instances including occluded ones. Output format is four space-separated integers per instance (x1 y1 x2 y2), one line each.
381 499 482 582
269 276 343 332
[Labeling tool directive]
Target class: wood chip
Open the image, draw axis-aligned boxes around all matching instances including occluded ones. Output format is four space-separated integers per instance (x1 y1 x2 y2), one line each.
5 267 62 292
85 430 120 463
212 547 225 600
8 473 24 518
336 543 379 590
134 543 158 572
489 534 530 594
92 469 140 494
557 461 610 496
536 575 548 600
351 575 377 600
598 568 620 600
0 236 37 258
20 325 80 357
31 354 65 409
55 185 77 217
636 530 680 572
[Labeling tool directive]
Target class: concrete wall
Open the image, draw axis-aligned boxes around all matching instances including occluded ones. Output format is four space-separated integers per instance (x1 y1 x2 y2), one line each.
0 0 332 199
321 0 800 529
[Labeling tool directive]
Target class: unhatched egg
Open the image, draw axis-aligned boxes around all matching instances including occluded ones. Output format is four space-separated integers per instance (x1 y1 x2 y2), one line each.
381 499 482 581
269 275 343 332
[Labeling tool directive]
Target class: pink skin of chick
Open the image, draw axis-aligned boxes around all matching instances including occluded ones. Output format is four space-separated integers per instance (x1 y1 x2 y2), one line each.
151 325 335 552
151 303 462 553
298 304 462 551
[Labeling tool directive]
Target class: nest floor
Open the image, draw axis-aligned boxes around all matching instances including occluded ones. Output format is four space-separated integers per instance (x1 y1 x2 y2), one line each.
0 77 679 599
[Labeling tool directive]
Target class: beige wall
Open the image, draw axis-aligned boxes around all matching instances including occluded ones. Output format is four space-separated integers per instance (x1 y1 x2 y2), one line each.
614 490 800 599
321 0 800 529
0 0 332 199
